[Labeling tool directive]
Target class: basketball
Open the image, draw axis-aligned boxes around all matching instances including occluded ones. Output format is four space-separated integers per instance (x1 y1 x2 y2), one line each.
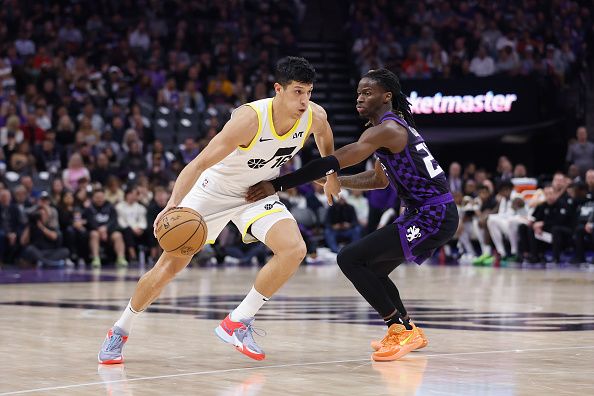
155 207 207 258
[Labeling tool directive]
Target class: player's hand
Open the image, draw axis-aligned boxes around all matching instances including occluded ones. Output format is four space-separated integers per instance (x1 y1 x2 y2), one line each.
324 173 341 206
246 181 275 202
153 203 176 237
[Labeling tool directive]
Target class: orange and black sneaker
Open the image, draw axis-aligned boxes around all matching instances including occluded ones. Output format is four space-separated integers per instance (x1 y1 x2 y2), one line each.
371 321 428 351
412 322 429 350
371 324 424 362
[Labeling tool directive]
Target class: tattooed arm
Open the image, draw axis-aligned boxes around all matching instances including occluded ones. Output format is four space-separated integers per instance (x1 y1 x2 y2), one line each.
339 159 389 190
315 159 388 190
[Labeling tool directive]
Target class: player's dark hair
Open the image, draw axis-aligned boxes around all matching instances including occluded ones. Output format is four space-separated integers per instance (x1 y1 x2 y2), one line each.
364 68 416 128
275 56 316 87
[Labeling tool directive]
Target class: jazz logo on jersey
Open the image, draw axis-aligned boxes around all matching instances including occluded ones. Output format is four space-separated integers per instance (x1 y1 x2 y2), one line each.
247 146 296 169
292 130 304 139
264 201 285 210
406 225 422 242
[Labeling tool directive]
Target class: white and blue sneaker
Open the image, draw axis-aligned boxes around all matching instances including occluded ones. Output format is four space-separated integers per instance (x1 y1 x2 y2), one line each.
98 326 128 364
215 315 265 360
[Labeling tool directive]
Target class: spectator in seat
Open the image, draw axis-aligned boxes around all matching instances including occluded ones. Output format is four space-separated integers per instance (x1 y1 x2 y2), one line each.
62 152 90 192
0 115 24 146
566 126 594 177
486 181 522 261
574 199 594 265
116 185 148 262
84 188 127 268
346 189 369 229
0 188 21 263
19 205 70 267
518 186 569 263
324 195 362 253
447 162 463 193
58 190 89 264
472 184 498 265
469 45 496 77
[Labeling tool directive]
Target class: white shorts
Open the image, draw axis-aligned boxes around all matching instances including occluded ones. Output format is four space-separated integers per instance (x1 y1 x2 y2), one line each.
179 184 295 245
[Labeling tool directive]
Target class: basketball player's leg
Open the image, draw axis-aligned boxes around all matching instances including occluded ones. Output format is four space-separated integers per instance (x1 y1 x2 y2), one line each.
215 205 305 360
255 218 306 295
337 224 407 324
98 250 193 364
130 252 193 312
99 193 230 364
337 225 425 361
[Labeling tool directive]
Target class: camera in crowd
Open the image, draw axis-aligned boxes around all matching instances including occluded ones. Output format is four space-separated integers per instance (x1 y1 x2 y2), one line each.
28 210 42 225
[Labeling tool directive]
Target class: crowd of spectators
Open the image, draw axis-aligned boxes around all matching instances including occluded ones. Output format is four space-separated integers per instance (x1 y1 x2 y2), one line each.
0 0 305 267
274 126 594 268
347 0 591 85
446 126 594 266
0 0 591 268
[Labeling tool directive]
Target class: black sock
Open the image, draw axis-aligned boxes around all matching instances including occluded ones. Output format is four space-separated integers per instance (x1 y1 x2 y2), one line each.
384 314 412 330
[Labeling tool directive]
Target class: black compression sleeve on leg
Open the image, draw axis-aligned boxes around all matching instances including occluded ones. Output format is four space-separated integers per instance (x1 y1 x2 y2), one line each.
270 155 340 192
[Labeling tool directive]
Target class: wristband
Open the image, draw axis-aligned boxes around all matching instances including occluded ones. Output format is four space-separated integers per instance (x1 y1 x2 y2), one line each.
271 155 340 192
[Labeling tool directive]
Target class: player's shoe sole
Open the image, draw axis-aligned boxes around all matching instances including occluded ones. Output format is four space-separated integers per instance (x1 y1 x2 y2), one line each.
372 337 424 362
371 326 428 351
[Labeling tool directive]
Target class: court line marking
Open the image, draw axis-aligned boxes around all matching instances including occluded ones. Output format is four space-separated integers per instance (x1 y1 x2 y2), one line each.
2 345 594 395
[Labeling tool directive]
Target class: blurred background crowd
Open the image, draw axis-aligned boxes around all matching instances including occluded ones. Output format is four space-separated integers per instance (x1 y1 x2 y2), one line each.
0 0 591 268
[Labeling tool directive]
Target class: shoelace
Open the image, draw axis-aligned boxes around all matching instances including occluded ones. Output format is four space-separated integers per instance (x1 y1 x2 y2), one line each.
238 322 267 342
383 329 409 347
104 334 124 352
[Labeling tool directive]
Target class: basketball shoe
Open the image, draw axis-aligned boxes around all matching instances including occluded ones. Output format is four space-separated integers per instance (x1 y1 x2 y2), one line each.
371 321 428 351
371 323 425 362
215 314 265 360
98 326 128 364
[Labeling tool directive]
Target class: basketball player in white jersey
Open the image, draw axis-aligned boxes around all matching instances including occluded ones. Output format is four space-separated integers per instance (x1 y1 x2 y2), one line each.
98 57 340 363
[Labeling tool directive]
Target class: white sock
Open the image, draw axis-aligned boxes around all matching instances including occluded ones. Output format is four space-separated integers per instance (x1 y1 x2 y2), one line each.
114 301 142 334
230 286 269 322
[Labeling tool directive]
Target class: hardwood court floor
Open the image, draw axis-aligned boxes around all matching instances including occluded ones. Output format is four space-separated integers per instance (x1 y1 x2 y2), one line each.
1 262 594 395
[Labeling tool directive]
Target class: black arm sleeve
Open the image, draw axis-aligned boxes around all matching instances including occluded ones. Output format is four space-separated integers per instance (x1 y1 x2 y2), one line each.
270 155 340 192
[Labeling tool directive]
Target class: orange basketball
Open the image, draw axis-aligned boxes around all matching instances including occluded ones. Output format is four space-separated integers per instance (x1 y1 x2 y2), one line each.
155 207 207 258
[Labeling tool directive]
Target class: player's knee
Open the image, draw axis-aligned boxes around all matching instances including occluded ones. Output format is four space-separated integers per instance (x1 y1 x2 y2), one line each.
155 254 189 281
336 245 356 272
294 240 307 262
90 230 99 239
291 240 308 263
277 240 307 264
336 249 348 267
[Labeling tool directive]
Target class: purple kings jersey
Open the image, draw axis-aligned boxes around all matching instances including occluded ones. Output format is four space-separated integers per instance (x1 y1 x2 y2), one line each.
374 112 450 208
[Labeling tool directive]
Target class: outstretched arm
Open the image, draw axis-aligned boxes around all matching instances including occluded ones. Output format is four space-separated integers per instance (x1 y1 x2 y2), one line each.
245 124 404 201
153 105 258 233
338 159 389 190
315 159 388 190
310 106 341 204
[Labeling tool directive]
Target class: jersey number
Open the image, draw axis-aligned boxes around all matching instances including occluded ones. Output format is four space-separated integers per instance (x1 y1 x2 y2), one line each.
415 143 443 178
271 155 292 168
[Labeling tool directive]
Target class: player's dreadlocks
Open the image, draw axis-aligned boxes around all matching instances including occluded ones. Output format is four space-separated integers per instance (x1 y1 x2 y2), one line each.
364 69 416 128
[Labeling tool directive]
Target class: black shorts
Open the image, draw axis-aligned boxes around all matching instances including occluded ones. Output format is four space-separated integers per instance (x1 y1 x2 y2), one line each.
394 202 459 264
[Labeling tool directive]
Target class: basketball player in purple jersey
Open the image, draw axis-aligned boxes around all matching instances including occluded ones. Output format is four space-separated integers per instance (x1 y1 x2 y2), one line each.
246 69 458 361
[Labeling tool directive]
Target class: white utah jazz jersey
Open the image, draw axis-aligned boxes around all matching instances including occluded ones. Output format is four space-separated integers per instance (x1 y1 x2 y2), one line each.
199 98 313 196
